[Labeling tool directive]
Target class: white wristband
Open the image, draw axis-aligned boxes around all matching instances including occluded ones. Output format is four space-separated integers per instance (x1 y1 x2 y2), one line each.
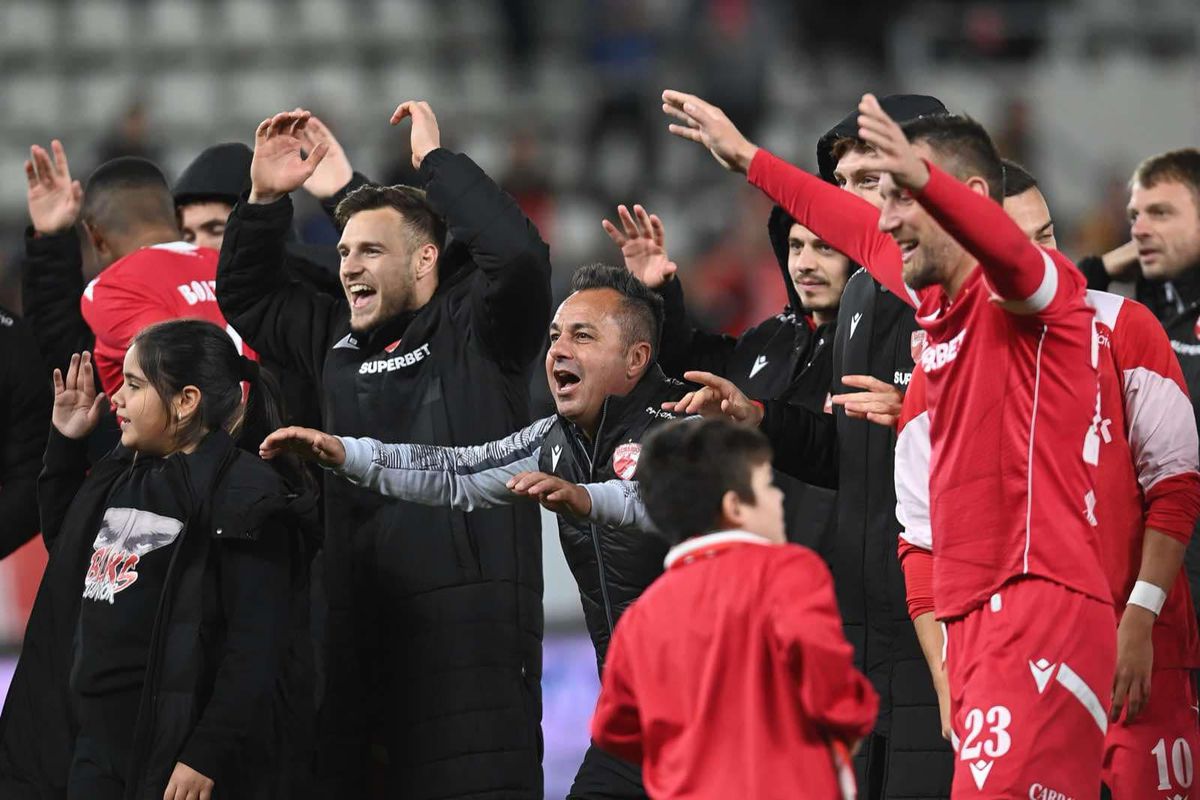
1128 580 1167 616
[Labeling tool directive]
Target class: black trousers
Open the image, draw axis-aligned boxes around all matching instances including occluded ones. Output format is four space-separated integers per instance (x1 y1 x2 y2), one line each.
567 744 647 800
68 691 139 800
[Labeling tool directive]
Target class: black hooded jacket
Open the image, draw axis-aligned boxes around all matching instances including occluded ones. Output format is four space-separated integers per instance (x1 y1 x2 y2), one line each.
215 148 551 798
654 206 839 548
0 307 50 557
754 95 954 797
0 429 319 800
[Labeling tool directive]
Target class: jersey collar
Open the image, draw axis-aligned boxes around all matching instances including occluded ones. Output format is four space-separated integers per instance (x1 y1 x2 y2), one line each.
663 530 774 569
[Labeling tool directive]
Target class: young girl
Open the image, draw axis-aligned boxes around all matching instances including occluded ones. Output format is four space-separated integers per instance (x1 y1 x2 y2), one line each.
0 319 318 800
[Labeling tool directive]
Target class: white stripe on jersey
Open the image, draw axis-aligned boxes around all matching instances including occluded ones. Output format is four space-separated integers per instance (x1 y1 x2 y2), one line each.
1023 325 1048 575
1054 662 1108 734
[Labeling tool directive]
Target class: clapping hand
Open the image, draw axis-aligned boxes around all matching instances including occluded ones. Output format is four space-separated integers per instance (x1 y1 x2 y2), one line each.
52 352 107 440
249 110 329 205
602 204 677 289
25 139 82 236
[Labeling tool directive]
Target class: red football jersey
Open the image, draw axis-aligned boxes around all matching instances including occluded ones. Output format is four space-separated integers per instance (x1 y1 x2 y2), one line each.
80 242 255 396
749 152 1107 618
897 291 1200 666
591 533 877 800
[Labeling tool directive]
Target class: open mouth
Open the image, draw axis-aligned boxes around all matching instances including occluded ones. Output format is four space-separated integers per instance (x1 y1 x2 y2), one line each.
898 241 919 262
552 368 582 394
347 283 377 310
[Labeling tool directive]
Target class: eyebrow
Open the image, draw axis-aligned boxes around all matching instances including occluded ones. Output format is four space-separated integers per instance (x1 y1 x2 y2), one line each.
1036 219 1055 236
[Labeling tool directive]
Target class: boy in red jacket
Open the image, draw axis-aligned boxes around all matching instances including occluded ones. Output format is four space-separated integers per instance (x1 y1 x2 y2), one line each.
590 418 878 799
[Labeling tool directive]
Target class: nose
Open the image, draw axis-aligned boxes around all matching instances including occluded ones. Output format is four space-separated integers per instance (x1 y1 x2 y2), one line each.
1130 216 1151 240
878 203 900 234
340 253 363 279
548 336 571 361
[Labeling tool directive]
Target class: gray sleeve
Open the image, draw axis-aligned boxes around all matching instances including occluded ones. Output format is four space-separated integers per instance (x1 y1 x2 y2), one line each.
584 480 658 533
333 416 555 510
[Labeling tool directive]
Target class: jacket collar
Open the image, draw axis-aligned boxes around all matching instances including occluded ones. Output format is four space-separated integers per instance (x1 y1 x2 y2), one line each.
1165 266 1200 315
663 530 775 569
559 364 679 442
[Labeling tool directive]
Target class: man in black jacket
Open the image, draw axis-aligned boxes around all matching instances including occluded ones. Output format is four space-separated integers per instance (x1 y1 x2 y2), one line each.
0 307 49 557
660 90 954 798
261 263 694 800
602 203 848 551
1126 148 1200 621
216 105 551 799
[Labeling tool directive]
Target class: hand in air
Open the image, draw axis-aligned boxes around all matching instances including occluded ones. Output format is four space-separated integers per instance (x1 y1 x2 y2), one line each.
661 90 758 174
259 426 346 467
300 112 355 199
508 472 593 518
602 204 677 289
52 352 107 440
390 101 441 170
249 110 329 204
854 93 930 192
662 371 764 426
831 375 904 428
25 139 82 236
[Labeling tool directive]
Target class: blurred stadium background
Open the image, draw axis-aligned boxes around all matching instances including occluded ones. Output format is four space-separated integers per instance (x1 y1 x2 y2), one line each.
0 0 1197 793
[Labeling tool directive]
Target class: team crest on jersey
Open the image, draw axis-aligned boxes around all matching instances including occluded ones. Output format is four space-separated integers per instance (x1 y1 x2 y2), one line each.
910 330 927 361
384 339 402 354
612 443 641 480
1194 317 1200 340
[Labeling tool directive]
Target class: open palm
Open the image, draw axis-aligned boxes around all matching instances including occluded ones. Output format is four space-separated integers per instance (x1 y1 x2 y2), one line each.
25 139 82 235
602 204 677 289
53 352 106 440
249 111 329 202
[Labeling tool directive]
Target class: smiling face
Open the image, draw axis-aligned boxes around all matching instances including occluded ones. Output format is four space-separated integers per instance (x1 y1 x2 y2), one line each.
833 146 884 207
338 207 438 333
1003 187 1057 250
787 222 850 323
111 344 179 456
545 288 649 435
1128 180 1200 280
178 201 233 250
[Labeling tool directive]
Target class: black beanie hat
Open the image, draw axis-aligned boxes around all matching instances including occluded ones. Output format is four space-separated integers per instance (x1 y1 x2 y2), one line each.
815 94 947 184
173 142 253 207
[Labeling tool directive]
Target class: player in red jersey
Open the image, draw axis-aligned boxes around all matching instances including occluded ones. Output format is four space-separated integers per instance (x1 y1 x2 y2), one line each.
661 90 1112 796
75 157 255 396
896 165 1200 799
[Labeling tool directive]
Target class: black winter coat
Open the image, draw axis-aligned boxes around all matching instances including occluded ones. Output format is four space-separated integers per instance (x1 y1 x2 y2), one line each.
216 148 551 798
654 206 838 550
0 306 50 556
0 430 318 800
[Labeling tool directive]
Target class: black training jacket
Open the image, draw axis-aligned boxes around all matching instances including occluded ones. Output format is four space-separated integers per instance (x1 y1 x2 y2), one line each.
216 148 551 799
0 307 49 557
0 429 318 800
655 205 838 550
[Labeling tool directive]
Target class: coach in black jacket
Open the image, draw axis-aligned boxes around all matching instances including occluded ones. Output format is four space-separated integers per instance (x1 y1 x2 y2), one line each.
0 307 49 557
261 263 691 800
604 203 846 550
216 106 551 799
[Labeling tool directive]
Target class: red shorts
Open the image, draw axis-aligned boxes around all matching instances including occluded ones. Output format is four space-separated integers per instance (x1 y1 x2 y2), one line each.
944 577 1116 799
1104 667 1200 799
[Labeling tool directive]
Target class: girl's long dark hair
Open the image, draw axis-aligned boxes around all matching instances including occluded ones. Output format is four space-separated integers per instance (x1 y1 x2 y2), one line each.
130 319 308 488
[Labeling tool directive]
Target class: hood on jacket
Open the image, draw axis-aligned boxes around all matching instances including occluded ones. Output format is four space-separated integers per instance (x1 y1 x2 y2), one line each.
815 94 947 184
767 205 804 317
174 142 253 208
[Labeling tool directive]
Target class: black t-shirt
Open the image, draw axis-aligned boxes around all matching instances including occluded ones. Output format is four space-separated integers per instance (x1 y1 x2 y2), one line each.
71 455 188 698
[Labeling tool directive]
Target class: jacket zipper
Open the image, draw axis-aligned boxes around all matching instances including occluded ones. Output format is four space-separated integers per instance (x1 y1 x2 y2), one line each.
580 402 616 635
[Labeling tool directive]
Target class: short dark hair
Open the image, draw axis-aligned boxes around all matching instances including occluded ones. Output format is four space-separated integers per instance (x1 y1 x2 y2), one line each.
901 114 1004 202
83 157 176 236
333 184 447 253
569 263 665 358
638 418 773 545
1132 148 1200 210
1001 159 1038 198
828 136 876 167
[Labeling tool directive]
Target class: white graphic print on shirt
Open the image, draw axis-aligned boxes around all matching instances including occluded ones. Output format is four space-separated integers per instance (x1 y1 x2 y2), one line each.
83 508 184 604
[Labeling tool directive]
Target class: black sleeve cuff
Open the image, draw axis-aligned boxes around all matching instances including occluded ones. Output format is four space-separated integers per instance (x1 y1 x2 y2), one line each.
319 171 373 222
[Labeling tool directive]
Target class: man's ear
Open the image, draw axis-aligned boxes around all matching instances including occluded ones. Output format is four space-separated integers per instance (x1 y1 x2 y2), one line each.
414 242 439 281
627 341 652 378
82 220 107 258
965 175 991 198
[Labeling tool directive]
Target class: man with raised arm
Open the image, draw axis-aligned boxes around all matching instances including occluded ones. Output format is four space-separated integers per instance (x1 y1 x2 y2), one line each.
662 89 1113 797
216 105 551 798
262 264 695 800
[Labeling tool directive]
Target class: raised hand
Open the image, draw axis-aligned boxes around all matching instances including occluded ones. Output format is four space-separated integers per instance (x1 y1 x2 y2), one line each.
25 139 82 236
831 375 904 427
389 101 441 170
300 112 355 199
52 352 107 440
259 426 346 467
602 204 677 289
661 90 758 174
507 472 593 518
662 371 764 425
855 93 930 192
248 110 329 205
